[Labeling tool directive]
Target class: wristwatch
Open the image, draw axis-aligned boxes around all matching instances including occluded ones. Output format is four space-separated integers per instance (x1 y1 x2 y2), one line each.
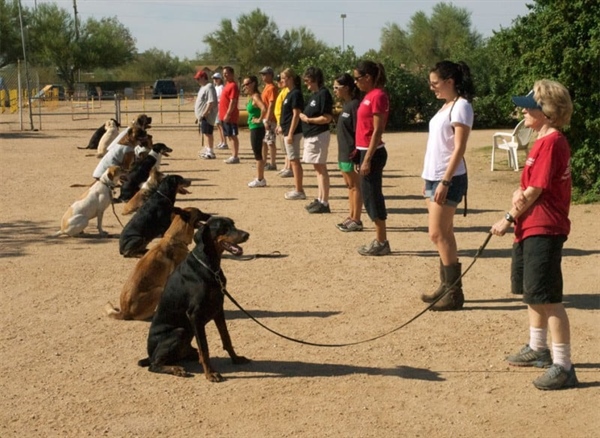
441 179 451 187
505 212 515 223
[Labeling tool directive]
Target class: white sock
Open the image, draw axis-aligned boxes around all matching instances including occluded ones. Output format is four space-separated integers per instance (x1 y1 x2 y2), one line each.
529 327 548 352
552 343 572 370
321 200 329 206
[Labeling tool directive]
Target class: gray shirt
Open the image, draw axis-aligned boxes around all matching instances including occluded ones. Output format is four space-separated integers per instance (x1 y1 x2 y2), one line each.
194 83 218 125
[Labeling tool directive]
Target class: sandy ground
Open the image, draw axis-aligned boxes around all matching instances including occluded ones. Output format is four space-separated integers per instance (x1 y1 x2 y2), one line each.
1 109 599 437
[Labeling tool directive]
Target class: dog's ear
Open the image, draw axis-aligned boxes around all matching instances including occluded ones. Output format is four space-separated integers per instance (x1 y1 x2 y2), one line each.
173 207 190 222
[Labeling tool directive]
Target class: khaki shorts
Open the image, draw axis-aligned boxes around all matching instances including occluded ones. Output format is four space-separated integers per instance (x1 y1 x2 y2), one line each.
264 121 276 145
302 131 330 164
285 133 303 161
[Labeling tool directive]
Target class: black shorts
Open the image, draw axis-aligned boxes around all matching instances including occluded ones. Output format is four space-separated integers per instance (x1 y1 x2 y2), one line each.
511 235 567 304
199 118 214 135
250 126 266 160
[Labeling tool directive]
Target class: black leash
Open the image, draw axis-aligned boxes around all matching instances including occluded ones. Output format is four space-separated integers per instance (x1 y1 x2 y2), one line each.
198 233 493 348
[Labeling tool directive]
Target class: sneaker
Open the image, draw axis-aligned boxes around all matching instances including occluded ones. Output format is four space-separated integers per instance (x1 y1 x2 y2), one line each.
248 178 266 188
336 217 353 230
358 239 391 256
265 163 278 171
533 364 578 390
307 202 331 214
284 190 306 200
506 345 553 368
305 199 320 211
216 143 229 150
199 150 216 159
224 156 240 164
279 168 293 178
339 219 364 232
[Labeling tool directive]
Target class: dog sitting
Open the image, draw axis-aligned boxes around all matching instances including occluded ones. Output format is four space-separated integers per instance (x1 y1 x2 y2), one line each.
119 174 191 257
92 126 150 179
122 167 164 215
138 216 250 381
96 119 121 158
118 142 173 202
106 207 211 321
77 118 119 150
54 166 122 237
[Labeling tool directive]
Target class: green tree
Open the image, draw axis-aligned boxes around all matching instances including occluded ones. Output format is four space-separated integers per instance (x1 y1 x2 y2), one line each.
484 0 600 198
26 3 136 92
0 0 26 68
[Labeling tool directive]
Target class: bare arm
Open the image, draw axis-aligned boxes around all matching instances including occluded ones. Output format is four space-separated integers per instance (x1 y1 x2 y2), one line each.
360 112 385 176
434 123 471 205
491 186 543 236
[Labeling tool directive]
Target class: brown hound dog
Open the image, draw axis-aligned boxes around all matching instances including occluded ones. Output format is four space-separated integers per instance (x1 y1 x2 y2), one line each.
106 207 211 321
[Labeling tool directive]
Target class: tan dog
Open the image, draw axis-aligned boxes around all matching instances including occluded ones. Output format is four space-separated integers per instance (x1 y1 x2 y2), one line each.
105 207 211 320
96 119 120 158
55 166 121 237
121 167 164 215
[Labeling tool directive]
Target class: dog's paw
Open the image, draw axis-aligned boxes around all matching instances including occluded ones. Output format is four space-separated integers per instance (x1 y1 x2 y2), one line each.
231 355 251 365
206 372 224 382
171 366 192 378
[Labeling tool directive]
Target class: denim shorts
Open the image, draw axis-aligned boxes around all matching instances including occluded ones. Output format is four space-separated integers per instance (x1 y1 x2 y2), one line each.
511 235 566 304
424 173 468 207
222 122 238 137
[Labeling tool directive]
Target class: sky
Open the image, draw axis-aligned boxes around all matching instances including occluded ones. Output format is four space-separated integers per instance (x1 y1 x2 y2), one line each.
30 1 533 59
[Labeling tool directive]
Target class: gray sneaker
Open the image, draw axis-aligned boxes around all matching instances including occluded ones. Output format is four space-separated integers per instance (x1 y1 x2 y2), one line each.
305 199 320 210
265 163 277 171
506 345 552 368
358 239 391 256
284 190 306 200
533 364 578 390
307 202 331 214
224 156 240 164
339 219 363 232
279 168 293 178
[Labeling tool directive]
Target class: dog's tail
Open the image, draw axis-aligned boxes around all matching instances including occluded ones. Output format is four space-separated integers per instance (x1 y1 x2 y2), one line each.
104 302 124 319
138 358 151 367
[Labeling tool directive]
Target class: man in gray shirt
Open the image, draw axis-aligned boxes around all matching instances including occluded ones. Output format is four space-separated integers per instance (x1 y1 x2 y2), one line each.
194 71 218 159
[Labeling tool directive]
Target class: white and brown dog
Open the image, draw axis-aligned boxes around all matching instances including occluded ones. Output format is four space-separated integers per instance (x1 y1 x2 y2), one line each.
55 166 122 237
96 119 121 158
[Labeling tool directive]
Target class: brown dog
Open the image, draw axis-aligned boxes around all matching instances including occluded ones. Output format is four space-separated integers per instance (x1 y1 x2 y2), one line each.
121 167 164 215
138 216 249 382
106 207 211 321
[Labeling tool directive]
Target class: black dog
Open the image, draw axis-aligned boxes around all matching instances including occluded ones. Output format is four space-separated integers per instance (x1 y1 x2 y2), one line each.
118 142 173 202
119 174 191 257
78 118 120 150
138 216 250 381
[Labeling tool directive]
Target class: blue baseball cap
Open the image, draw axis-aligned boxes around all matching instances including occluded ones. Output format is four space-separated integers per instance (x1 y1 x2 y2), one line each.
512 90 542 110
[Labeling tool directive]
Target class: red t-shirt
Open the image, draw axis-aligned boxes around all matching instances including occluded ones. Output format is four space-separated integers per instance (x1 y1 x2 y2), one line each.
218 82 240 124
355 88 389 149
515 131 571 242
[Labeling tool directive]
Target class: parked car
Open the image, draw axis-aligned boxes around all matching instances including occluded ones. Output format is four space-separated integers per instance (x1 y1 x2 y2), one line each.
152 79 178 99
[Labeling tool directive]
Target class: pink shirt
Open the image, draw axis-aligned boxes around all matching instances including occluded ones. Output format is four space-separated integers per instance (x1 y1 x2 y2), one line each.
355 88 389 149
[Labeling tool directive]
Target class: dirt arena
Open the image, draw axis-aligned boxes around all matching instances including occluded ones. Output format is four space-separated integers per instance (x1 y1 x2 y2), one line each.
1 110 598 437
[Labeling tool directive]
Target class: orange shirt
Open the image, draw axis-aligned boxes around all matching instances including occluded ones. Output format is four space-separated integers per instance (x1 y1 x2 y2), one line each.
261 83 278 123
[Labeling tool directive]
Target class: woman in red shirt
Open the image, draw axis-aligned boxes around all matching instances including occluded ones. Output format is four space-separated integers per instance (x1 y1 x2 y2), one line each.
353 61 390 256
491 80 577 390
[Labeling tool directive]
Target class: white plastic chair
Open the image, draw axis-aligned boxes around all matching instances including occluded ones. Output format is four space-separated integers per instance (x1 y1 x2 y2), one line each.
491 120 534 171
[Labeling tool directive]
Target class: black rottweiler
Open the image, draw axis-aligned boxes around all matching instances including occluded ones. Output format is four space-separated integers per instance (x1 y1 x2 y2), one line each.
138 216 250 382
118 142 173 202
119 174 191 257
78 118 120 150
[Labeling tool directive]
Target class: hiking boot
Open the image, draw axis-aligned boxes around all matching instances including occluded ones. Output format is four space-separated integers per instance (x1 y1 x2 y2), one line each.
506 345 553 368
284 190 306 200
248 178 266 188
533 364 578 390
224 156 240 164
265 163 277 171
279 168 293 178
307 202 331 214
421 259 445 303
358 239 391 256
305 199 320 210
338 219 363 232
431 262 464 311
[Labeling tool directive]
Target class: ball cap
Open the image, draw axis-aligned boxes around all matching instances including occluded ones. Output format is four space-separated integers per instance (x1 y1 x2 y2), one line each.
212 72 222 79
259 66 274 75
512 90 542 110
194 71 208 80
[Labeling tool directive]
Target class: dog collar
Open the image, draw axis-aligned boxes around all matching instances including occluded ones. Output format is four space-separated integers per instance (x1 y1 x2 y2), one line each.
191 251 223 286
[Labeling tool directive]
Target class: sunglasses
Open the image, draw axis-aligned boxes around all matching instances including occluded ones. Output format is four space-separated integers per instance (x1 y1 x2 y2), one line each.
333 85 346 90
353 74 365 81
242 82 251 87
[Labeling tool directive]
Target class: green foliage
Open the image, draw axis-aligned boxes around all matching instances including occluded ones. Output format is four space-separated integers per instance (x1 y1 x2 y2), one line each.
0 0 26 68
200 8 327 77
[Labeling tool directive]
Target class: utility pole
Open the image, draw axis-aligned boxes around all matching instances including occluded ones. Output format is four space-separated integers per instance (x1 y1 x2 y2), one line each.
341 14 347 53
73 0 79 40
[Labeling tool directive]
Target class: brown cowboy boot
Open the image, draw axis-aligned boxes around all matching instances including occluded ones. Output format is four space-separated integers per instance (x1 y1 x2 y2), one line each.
420 259 445 303
431 262 464 311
